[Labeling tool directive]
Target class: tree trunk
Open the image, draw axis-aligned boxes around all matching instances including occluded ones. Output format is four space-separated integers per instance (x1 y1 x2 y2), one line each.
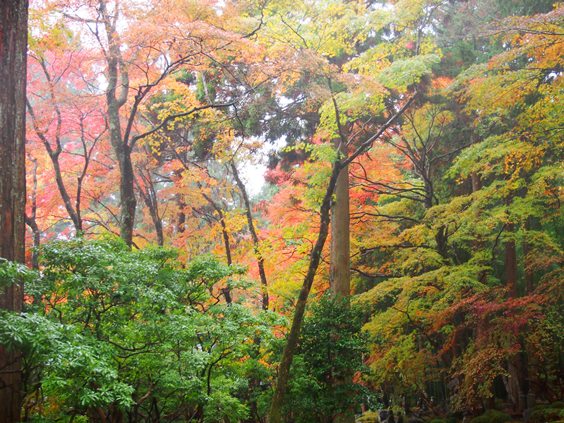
504 222 523 410
269 161 341 423
330 162 350 298
176 195 186 234
330 160 355 423
504 223 518 298
50 155 82 232
231 161 269 310
26 157 40 269
109 110 136 247
0 1 28 420
268 94 414 423
101 0 135 247
470 172 481 193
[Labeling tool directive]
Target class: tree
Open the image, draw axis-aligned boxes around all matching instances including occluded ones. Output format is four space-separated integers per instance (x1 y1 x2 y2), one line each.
26 42 108 235
0 0 28 420
48 0 253 246
269 98 415 422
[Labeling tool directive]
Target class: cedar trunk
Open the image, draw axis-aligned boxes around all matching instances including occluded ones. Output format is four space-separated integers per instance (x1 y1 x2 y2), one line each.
329 161 355 423
504 222 524 410
0 0 28 420
329 162 350 298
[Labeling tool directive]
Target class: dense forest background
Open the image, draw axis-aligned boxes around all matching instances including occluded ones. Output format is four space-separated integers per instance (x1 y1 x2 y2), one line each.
0 0 562 422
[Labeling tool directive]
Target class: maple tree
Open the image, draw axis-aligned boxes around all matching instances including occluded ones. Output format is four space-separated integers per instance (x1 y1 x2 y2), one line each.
0 0 562 422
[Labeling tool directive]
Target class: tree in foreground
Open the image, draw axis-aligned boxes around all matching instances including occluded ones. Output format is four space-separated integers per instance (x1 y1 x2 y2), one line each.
0 0 28 420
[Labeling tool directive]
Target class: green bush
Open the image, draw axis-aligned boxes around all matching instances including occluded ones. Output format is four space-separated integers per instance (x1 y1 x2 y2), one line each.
469 409 511 423
285 294 372 422
0 238 279 422
529 401 564 423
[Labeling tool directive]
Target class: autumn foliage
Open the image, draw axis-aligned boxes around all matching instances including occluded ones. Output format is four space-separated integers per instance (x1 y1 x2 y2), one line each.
0 0 562 422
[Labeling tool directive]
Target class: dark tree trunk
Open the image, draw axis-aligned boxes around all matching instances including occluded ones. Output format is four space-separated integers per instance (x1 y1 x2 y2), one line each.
219 209 232 266
50 156 82 231
471 172 481 192
269 160 341 423
177 195 186 233
108 108 136 247
504 223 518 298
26 157 40 269
231 161 269 310
100 0 135 247
0 1 28 420
503 222 523 410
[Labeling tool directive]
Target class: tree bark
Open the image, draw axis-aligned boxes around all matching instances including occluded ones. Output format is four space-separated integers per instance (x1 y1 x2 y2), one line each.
99 0 135 247
330 161 350 298
330 158 355 423
0 0 28 420
504 223 518 298
26 157 40 269
503 222 523 410
470 172 481 193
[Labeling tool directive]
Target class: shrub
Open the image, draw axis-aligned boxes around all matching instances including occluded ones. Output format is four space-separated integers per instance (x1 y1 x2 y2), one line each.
529 401 564 423
469 409 511 423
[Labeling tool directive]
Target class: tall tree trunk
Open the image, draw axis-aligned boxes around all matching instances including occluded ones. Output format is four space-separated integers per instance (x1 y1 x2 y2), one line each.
268 95 414 423
504 223 518 298
100 0 135 246
503 222 523 410
330 161 350 298
231 161 269 310
0 1 28 420
108 107 136 247
26 157 40 269
269 161 341 423
470 172 481 193
330 160 355 423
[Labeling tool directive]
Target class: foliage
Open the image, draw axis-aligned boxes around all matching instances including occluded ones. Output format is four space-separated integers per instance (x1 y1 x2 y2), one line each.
2 239 278 422
468 409 511 423
529 402 564 423
285 294 372 422
8 0 563 421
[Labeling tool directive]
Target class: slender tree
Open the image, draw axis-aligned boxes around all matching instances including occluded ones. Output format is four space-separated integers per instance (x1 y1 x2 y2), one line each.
269 98 414 422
